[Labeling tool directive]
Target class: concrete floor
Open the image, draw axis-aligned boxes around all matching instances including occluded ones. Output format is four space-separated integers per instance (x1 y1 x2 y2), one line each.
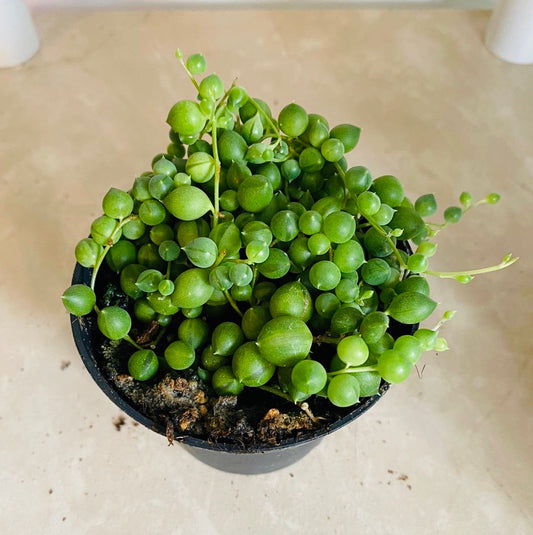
0 8 531 535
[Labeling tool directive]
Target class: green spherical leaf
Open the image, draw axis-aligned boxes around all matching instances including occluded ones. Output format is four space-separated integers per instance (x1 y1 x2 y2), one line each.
444 206 463 224
146 291 180 316
165 340 196 370
212 322 244 356
269 281 313 321
158 240 180 262
413 328 438 351
237 175 274 213
327 374 361 407
361 258 391 286
298 210 323 235
360 311 389 345
256 316 313 367
201 345 229 372
299 147 325 173
278 103 309 137
394 335 422 364
323 211 356 244
209 222 242 259
232 342 276 387
308 233 331 256
166 100 206 136
241 306 271 340
271 210 299 242
377 349 413 383
90 215 121 246
183 237 218 268
102 188 134 219
230 284 252 302
218 129 248 167
75 238 102 268
61 284 96 316
337 335 369 366
128 349 159 381
390 207 426 240
330 124 361 152
246 240 270 264
139 199 167 226
212 365 244 395
97 306 131 340
320 138 345 162
229 263 253 287
185 152 215 183
120 264 146 299
344 166 372 194
330 306 363 335
333 240 365 273
122 218 146 240
395 275 430 296
241 220 273 246
199 74 224 101
137 243 165 271
152 156 177 178
414 194 437 217
163 185 214 221
171 268 214 308
355 371 381 397
186 53 206 75
291 360 327 395
371 175 404 208
288 236 313 268
256 248 291 279
178 318 210 349
357 191 381 217
387 292 437 324
106 240 137 273
134 298 157 323
309 261 341 291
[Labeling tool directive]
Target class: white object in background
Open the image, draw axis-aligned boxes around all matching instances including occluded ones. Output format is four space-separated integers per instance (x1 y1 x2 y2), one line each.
485 0 533 65
0 0 39 68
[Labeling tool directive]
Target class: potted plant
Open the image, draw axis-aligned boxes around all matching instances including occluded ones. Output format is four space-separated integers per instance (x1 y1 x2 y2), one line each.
62 51 517 474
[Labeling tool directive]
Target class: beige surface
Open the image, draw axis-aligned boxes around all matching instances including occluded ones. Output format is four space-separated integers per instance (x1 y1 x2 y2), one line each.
1 8 532 535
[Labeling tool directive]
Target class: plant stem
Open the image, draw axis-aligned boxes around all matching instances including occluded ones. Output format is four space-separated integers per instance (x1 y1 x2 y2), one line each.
215 79 237 114
90 215 139 291
91 244 111 291
249 265 259 305
365 214 408 269
150 325 168 349
175 51 200 92
258 385 293 402
327 366 377 377
248 97 281 137
425 254 518 279
223 290 243 317
213 249 227 268
123 335 144 351
211 120 221 228
333 161 350 208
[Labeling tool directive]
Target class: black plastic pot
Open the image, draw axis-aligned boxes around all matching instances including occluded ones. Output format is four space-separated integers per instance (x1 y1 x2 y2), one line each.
71 263 397 475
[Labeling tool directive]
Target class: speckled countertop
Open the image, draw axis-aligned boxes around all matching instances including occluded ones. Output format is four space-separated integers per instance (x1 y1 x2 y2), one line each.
0 8 532 535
